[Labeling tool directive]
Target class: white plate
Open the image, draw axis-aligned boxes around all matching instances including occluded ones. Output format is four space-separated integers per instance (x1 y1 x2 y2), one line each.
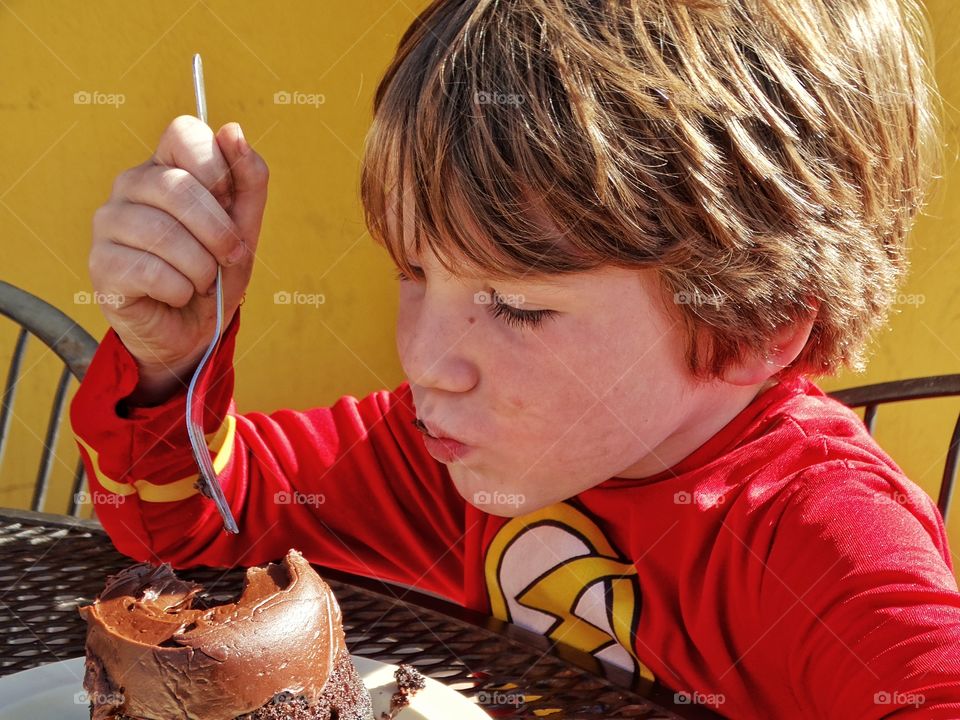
0 655 490 719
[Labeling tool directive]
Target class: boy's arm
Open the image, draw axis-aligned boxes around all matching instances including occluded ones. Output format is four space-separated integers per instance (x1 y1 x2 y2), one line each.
69 310 467 602
761 464 960 717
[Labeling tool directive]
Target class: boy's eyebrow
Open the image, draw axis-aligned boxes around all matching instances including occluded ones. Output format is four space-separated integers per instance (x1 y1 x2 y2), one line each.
399 255 575 292
491 272 574 290
391 185 582 290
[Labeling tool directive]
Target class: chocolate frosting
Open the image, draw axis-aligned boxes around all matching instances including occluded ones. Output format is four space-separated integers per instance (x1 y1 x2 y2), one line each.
79 549 346 720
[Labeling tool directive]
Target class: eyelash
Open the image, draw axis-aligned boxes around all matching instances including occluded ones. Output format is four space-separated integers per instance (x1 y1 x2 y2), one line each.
395 269 556 331
488 297 556 330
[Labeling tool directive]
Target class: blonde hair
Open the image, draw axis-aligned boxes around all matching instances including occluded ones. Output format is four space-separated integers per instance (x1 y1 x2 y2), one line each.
360 0 943 380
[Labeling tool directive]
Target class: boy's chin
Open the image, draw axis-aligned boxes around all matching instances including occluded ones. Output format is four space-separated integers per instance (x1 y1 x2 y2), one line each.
448 468 538 517
467 497 530 517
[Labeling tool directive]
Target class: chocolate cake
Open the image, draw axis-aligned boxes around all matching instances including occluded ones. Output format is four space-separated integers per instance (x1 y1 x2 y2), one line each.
78 549 374 720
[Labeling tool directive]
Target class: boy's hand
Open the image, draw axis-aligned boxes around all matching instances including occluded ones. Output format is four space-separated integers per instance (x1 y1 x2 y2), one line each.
88 116 269 405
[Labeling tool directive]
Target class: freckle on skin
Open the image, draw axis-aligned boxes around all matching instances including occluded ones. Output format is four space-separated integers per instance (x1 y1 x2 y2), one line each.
468 316 476 324
510 395 524 410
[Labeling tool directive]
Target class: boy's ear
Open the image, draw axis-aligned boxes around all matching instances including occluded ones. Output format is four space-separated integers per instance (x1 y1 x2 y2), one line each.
722 300 820 387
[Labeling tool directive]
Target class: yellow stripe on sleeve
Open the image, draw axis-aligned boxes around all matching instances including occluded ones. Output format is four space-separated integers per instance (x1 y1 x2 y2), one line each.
74 414 236 503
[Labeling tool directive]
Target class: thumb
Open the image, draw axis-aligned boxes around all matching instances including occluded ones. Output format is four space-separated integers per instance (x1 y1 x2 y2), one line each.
216 122 269 258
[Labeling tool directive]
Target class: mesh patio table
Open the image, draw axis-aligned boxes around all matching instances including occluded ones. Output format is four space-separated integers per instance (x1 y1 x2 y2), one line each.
0 507 722 719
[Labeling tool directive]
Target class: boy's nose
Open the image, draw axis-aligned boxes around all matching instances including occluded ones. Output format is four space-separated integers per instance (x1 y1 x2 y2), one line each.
398 306 479 394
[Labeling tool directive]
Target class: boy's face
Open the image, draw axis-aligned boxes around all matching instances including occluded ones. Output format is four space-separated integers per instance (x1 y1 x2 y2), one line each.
396 246 773 517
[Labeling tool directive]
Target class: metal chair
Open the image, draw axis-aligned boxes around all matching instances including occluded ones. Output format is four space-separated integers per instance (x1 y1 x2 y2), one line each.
828 375 960 523
0 281 99 516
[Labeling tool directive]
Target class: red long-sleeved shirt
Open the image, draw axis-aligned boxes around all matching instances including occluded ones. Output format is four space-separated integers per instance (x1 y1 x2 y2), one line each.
70 310 960 718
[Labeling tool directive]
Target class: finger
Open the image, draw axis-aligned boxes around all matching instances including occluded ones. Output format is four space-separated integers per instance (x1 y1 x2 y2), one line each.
215 122 269 261
114 164 244 267
91 242 196 310
152 115 235 211
94 202 219 295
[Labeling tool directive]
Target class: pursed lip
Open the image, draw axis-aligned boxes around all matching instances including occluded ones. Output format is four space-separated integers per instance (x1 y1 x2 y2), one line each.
415 418 469 445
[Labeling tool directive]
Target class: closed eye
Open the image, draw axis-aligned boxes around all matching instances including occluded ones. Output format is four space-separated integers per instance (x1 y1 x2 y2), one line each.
488 291 557 330
396 268 557 330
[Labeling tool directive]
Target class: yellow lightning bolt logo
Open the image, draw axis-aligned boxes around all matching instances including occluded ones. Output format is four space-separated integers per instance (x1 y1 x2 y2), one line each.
484 502 655 682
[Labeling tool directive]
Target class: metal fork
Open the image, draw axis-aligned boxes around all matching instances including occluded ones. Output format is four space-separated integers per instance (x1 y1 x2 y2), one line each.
185 53 239 534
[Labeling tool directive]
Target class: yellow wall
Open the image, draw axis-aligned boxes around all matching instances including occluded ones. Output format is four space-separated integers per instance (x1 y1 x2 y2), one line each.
1 1 958 558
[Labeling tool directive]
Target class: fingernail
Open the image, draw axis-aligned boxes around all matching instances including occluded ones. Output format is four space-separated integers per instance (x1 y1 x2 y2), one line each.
226 243 246 265
236 124 249 157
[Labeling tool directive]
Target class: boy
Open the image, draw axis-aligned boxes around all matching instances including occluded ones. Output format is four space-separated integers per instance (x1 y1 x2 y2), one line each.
71 0 960 716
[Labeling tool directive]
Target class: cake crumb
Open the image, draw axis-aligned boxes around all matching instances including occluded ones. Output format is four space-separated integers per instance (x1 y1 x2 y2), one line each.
380 664 426 719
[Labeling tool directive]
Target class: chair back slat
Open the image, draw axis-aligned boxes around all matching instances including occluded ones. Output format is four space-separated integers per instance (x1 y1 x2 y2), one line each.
0 282 98 381
68 457 87 517
863 404 879 435
0 282 97 518
0 328 30 469
829 374 960 528
31 365 73 512
830 375 960 406
939 412 960 521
